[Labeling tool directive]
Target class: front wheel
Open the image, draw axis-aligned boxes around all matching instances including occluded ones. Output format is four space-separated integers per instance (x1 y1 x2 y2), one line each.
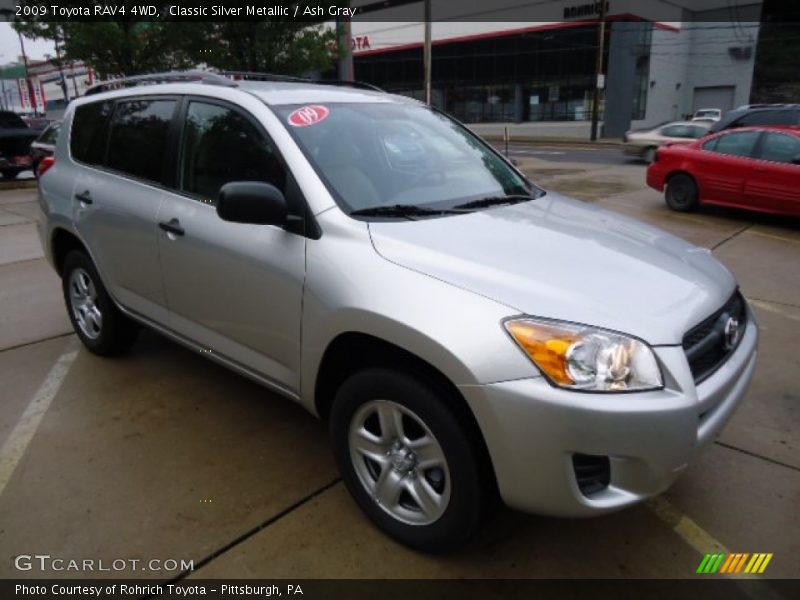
330 368 484 551
665 173 699 212
62 251 138 355
1 169 20 180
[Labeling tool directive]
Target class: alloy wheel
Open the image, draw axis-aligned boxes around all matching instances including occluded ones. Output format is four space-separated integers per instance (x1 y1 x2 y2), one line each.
348 399 451 526
69 267 103 340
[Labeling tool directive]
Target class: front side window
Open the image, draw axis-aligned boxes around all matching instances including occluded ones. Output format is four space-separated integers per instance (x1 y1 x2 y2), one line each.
710 131 761 158
107 99 176 183
275 102 536 214
760 132 800 164
70 101 114 166
179 101 286 202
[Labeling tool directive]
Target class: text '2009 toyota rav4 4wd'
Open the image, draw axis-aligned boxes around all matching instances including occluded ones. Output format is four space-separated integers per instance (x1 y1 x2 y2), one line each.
37 72 758 551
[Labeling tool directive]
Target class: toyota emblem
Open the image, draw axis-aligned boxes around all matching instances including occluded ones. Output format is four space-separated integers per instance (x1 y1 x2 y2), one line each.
723 316 740 350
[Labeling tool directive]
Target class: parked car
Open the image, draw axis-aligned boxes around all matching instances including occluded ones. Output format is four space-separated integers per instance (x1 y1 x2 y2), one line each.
29 121 61 177
38 72 758 551
623 120 711 163
709 103 800 134
0 111 38 179
647 126 800 216
21 115 51 132
692 108 722 122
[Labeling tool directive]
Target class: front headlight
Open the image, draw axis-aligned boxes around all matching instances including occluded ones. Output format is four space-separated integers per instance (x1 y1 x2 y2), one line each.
504 318 663 392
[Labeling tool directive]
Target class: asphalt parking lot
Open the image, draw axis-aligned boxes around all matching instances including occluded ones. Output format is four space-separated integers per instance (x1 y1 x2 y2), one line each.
0 152 798 584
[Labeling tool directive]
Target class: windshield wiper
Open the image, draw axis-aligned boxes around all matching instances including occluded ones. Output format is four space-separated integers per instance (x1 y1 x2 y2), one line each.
453 194 534 210
349 204 460 219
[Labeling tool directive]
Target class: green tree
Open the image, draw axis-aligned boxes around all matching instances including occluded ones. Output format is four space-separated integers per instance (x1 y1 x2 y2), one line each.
198 22 336 75
12 1 336 78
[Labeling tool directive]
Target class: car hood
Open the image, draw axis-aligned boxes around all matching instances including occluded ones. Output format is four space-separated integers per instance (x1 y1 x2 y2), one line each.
368 192 736 345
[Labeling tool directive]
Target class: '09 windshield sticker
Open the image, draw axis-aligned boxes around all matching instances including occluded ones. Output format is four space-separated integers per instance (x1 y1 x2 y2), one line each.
288 105 330 127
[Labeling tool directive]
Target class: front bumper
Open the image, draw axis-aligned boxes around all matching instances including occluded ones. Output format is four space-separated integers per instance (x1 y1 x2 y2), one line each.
460 312 758 517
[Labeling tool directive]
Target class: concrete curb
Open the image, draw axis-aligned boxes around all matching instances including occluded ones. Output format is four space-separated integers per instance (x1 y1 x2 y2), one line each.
0 180 37 191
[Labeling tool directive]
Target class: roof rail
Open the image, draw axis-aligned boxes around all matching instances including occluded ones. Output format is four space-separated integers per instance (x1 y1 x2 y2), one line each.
220 71 383 92
83 69 384 97
84 70 236 96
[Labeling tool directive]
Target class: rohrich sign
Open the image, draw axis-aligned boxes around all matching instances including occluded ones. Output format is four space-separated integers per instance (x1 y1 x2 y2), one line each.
563 1 610 19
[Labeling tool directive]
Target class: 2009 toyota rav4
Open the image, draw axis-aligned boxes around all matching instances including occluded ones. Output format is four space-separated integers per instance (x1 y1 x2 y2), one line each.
37 72 758 551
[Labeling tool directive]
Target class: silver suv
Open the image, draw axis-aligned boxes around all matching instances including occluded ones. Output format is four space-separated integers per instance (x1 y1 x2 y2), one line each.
37 72 758 551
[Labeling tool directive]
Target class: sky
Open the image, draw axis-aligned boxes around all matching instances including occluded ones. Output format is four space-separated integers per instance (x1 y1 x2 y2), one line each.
0 23 56 65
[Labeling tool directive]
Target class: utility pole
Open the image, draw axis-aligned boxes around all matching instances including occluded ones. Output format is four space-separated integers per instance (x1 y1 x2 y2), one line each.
336 1 354 81
590 0 608 141
424 0 432 105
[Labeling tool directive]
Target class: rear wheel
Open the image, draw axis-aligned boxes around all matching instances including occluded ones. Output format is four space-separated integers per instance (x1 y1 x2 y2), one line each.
62 251 138 355
1 169 19 180
330 368 484 551
665 173 699 212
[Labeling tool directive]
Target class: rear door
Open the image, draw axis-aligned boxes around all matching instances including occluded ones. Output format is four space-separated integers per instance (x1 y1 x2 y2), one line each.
744 131 800 215
156 98 306 394
70 97 177 323
694 130 761 205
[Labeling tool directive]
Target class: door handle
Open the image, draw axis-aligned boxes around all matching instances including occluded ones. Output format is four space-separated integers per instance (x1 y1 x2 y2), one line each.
75 190 93 205
158 218 185 237
754 167 768 172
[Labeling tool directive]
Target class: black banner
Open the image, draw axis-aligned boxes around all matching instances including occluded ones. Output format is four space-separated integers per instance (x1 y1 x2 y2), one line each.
2 579 800 600
4 0 793 23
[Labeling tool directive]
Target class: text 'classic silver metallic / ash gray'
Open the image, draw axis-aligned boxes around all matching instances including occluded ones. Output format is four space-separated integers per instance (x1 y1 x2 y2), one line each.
37 74 758 551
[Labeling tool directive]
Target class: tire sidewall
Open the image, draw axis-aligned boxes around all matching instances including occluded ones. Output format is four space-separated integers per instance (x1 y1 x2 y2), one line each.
666 174 698 211
330 368 483 551
61 250 132 354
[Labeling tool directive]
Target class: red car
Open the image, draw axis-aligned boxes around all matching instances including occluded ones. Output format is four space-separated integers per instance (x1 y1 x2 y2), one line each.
647 126 800 217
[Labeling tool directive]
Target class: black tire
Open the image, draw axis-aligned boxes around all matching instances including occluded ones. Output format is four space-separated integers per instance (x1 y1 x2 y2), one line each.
1 169 19 180
61 250 138 356
330 368 484 552
642 146 657 164
665 173 699 212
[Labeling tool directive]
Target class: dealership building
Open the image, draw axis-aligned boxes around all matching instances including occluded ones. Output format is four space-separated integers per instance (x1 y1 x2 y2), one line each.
350 0 763 136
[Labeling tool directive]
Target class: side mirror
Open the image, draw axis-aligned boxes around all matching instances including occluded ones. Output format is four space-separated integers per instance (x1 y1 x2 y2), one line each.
217 182 287 226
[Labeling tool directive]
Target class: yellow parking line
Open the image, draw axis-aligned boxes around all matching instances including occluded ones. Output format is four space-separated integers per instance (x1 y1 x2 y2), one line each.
749 299 800 323
646 497 787 599
747 230 800 245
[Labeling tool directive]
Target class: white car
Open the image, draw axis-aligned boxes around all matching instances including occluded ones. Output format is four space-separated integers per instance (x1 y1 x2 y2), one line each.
692 108 722 122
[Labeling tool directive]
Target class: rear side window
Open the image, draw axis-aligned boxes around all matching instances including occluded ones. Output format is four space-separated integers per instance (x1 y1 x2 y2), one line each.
107 99 176 183
38 123 60 145
760 133 800 164
70 101 113 165
711 131 761 158
737 110 797 127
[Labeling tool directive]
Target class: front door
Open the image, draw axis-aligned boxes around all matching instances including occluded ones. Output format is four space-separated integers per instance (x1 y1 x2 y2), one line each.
156 99 305 394
696 130 761 205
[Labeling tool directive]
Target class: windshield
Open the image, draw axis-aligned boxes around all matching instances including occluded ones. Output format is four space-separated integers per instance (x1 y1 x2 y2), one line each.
274 102 540 215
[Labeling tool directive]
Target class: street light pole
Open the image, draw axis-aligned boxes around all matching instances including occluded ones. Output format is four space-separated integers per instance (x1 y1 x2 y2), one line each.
424 0 432 105
589 0 608 141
